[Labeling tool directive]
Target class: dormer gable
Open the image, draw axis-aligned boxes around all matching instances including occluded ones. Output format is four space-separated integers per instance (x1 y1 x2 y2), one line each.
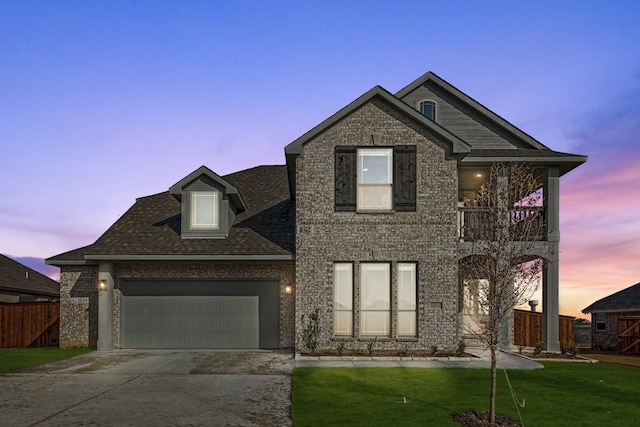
169 166 247 239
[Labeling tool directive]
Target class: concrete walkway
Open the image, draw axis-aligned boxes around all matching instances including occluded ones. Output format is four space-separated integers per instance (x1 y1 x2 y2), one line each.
295 349 543 370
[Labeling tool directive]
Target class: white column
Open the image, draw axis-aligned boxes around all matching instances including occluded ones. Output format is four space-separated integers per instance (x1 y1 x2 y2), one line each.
543 168 560 352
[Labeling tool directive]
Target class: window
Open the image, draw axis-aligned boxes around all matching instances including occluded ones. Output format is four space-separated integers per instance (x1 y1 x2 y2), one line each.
360 263 390 336
357 148 393 210
596 313 606 331
333 263 353 336
335 146 416 212
397 263 417 336
190 191 220 230
419 100 437 121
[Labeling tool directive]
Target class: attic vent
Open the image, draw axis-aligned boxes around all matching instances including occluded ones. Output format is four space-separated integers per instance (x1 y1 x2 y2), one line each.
25 271 29 279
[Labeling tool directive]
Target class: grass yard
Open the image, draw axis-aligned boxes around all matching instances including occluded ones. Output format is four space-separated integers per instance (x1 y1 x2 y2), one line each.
293 362 640 426
0 347 93 373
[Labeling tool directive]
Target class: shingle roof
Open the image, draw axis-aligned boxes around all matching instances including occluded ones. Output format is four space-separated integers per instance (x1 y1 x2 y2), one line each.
582 283 640 313
47 165 294 264
0 254 60 297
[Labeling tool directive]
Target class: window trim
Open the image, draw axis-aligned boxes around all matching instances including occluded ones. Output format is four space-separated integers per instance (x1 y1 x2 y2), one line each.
180 180 231 239
189 190 221 230
356 147 393 212
360 262 391 337
397 262 418 337
418 99 437 122
596 313 606 331
333 263 354 336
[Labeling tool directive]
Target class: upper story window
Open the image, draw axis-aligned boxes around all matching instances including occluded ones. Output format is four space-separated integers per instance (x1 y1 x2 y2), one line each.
190 191 220 230
357 148 393 210
335 145 416 212
419 100 437 121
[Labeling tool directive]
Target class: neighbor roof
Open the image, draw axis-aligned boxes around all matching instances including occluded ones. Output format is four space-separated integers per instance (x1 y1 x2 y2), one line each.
0 254 60 297
47 165 294 265
582 282 640 313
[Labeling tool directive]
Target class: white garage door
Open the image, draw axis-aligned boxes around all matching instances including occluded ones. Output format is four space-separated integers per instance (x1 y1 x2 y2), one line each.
122 296 259 348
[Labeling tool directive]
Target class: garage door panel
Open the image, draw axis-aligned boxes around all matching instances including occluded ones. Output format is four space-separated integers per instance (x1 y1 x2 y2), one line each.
122 296 259 349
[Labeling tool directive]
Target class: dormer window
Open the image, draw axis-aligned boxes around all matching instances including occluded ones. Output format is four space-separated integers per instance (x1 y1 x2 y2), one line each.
419 100 437 121
170 166 247 239
190 191 220 230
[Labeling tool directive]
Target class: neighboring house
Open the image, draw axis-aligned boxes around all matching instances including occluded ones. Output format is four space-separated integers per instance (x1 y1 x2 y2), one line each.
47 71 586 352
583 282 640 353
0 254 59 302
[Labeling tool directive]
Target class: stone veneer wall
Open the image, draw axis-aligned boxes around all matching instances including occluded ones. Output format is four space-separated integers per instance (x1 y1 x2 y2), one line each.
295 100 459 353
59 265 99 348
0 294 20 303
115 261 296 349
59 261 295 349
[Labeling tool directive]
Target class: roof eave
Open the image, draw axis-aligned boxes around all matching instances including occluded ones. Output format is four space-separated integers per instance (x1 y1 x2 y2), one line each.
459 154 588 176
83 254 295 262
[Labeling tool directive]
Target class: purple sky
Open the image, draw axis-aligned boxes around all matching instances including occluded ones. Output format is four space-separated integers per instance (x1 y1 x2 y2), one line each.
1 1 639 319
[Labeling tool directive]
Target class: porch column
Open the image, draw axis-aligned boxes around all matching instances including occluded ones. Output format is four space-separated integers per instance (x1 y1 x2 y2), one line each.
543 167 560 351
97 262 115 351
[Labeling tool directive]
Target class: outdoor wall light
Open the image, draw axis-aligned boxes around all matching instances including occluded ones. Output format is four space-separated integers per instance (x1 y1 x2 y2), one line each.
284 284 293 294
97 279 108 291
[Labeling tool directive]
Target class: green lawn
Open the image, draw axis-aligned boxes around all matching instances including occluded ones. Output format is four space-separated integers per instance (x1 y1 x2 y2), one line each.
293 362 640 426
0 347 93 373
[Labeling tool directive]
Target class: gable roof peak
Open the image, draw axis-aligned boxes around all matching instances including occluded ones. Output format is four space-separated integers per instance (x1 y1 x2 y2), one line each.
169 165 247 212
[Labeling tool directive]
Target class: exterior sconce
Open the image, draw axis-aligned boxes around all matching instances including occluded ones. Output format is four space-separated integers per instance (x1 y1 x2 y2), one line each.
98 279 108 291
284 284 293 294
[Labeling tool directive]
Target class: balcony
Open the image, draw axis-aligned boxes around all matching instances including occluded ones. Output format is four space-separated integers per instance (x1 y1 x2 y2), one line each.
458 206 547 242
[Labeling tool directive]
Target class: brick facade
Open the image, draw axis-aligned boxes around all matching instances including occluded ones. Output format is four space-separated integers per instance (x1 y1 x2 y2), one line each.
60 261 295 349
591 311 640 351
295 100 460 353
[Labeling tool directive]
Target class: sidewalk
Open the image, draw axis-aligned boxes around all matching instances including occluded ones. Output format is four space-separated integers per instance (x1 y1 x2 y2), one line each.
294 349 543 370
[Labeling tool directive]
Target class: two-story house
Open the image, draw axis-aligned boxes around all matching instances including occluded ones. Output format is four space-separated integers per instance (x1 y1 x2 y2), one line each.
47 72 586 352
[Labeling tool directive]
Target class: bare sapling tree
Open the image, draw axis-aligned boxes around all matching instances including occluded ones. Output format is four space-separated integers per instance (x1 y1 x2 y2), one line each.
459 162 546 424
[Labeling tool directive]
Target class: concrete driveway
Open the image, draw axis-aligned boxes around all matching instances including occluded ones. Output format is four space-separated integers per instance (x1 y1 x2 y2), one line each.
0 350 294 427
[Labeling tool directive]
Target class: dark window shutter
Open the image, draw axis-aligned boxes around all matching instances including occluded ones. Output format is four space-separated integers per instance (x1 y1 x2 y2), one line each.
394 145 416 211
335 146 357 211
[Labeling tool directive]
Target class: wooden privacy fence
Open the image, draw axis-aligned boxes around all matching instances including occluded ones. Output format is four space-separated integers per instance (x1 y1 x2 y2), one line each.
618 317 640 354
0 302 60 348
513 309 574 348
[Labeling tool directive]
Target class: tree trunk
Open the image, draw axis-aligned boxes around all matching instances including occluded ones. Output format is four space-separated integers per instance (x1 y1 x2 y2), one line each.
489 343 497 424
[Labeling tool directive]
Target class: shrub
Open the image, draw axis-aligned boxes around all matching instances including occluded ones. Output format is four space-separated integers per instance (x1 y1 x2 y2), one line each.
366 337 378 357
397 344 410 358
430 345 439 356
456 339 466 356
561 341 580 357
533 340 546 356
299 309 321 354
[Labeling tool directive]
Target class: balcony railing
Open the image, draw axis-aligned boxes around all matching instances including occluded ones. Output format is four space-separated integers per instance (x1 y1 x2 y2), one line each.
458 207 547 241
